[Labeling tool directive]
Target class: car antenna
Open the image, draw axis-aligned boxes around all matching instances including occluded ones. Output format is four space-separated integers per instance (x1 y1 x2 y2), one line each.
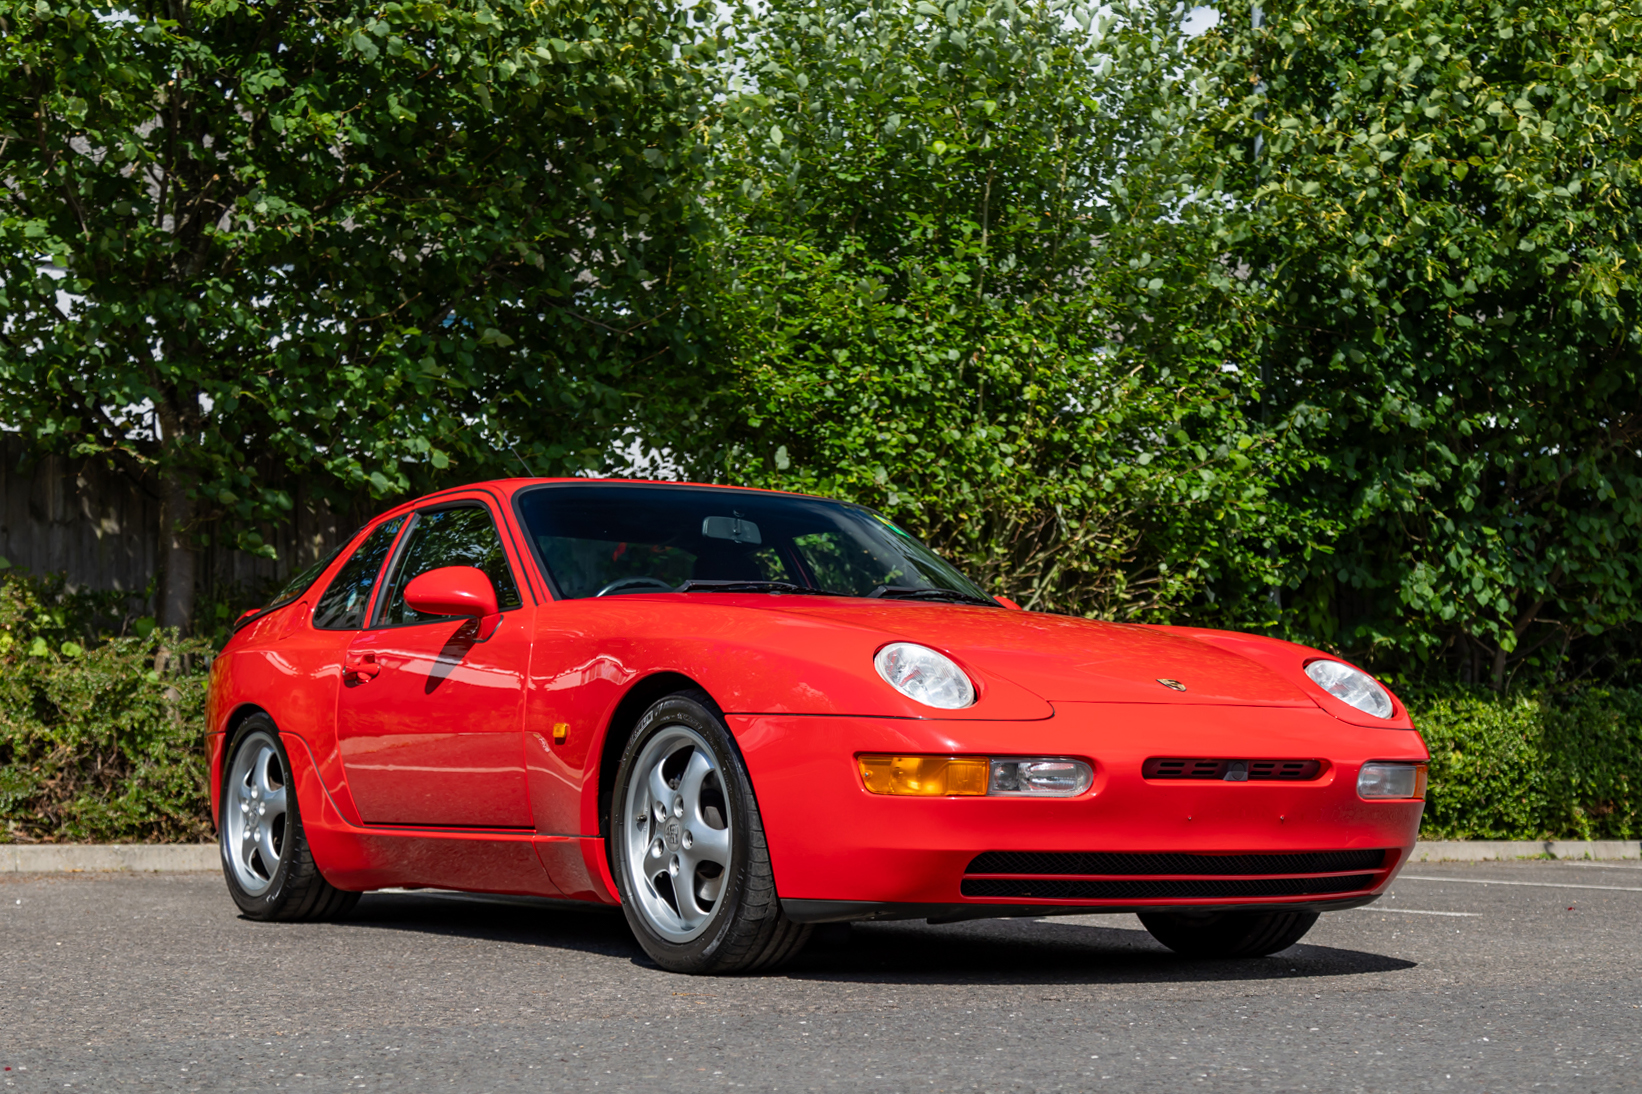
508 443 539 478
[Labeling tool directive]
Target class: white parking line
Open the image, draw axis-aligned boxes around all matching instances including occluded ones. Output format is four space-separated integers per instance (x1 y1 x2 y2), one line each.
1399 875 1642 893
1358 907 1481 917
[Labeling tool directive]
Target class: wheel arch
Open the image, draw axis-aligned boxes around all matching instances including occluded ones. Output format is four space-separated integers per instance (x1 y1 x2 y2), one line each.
595 671 722 840
210 703 275 827
223 701 270 736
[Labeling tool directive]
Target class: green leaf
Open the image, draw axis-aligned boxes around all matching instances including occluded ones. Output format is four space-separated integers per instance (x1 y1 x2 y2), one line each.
0 0 719 631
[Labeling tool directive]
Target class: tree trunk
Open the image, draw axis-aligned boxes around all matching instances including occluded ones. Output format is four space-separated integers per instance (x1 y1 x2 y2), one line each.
157 463 197 634
1491 580 1559 692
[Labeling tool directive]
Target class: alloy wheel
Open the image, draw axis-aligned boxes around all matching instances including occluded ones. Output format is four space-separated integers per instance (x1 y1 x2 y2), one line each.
224 730 288 895
619 725 734 942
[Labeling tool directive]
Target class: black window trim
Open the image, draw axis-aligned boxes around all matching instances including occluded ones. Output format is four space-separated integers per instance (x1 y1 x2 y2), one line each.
368 499 527 630
511 486 566 601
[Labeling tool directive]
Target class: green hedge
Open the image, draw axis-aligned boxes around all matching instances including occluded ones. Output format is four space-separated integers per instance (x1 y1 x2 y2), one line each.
0 575 212 844
1 574 1638 843
1410 687 1642 841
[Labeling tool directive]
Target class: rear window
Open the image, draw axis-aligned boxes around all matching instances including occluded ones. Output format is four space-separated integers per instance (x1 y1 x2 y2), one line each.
262 542 347 612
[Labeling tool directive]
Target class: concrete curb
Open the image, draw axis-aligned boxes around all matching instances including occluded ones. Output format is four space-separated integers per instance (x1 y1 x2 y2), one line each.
2 839 1639 873
0 843 219 873
1408 839 1641 862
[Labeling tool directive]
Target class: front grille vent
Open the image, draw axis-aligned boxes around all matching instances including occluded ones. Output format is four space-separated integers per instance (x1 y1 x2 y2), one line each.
960 874 1376 901
1143 757 1323 781
966 848 1387 877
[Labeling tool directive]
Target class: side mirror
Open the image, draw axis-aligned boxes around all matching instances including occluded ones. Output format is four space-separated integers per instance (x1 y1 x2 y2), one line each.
405 566 502 638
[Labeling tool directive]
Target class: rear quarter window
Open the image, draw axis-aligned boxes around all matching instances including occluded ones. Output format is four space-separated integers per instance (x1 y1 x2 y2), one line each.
312 516 407 630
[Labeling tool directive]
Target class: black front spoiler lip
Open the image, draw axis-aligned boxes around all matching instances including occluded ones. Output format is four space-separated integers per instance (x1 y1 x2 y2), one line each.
783 893 1383 925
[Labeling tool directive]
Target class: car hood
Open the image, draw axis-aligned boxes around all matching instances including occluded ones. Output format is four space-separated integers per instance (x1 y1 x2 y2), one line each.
770 601 1315 707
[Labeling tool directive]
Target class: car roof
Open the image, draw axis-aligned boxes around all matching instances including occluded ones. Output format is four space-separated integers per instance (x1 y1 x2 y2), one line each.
370 478 833 524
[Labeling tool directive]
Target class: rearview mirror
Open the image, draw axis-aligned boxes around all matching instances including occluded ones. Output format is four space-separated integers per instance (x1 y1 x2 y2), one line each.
702 514 761 544
404 566 502 638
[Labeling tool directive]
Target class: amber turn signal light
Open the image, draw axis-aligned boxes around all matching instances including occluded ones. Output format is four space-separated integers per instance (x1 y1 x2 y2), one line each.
857 755 990 796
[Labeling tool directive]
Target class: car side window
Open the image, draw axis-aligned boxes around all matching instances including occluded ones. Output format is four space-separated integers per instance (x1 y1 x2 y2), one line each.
311 517 407 630
376 505 523 627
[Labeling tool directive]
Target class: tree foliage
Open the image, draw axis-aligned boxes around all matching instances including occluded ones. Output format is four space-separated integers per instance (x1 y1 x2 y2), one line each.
1193 0 1642 686
686 0 1331 618
0 0 721 628
2 0 1637 689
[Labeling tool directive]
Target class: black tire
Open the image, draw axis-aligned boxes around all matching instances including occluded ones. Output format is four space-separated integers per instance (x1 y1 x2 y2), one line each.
219 714 358 922
608 691 811 974
1139 909 1319 958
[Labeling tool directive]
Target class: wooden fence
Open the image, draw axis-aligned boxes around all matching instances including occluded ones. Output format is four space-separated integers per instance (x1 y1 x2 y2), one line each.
0 434 365 610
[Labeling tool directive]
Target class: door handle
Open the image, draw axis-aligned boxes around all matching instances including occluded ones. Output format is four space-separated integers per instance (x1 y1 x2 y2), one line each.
344 652 380 681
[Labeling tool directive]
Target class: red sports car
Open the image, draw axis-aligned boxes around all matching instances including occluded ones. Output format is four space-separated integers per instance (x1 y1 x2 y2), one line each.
208 479 1428 973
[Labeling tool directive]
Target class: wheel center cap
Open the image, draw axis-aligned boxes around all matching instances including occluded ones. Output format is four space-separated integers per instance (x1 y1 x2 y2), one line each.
664 818 682 851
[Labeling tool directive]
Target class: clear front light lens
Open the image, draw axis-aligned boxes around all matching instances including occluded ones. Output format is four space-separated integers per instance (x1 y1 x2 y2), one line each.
1305 659 1395 719
989 758 1094 796
874 642 976 709
1358 762 1428 800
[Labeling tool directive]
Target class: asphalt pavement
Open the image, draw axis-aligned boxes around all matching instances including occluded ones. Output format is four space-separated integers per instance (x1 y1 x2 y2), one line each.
2 860 1640 1092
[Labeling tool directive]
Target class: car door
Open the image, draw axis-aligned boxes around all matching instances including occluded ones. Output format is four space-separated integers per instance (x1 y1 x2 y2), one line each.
253 515 407 814
335 500 535 828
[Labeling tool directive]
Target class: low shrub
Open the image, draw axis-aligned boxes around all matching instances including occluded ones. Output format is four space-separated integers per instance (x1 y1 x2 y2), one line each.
0 574 212 844
1408 687 1642 841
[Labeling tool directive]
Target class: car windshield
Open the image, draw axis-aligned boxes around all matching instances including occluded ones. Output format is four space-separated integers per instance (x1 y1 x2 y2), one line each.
516 483 996 604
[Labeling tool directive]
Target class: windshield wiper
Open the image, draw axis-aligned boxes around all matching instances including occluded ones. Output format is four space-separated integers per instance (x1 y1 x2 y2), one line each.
677 580 847 596
867 585 1000 607
676 579 990 604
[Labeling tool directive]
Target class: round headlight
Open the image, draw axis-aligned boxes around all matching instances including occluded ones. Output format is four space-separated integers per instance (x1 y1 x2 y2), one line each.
1305 659 1394 719
874 642 976 709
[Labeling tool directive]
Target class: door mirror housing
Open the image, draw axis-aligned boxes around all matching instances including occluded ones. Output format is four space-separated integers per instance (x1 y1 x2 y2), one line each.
404 566 502 637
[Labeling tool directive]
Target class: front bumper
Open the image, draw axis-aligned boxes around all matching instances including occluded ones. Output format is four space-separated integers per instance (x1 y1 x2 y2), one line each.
731 702 1427 918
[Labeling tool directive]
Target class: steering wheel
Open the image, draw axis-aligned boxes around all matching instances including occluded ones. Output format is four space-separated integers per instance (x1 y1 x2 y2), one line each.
594 575 677 597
